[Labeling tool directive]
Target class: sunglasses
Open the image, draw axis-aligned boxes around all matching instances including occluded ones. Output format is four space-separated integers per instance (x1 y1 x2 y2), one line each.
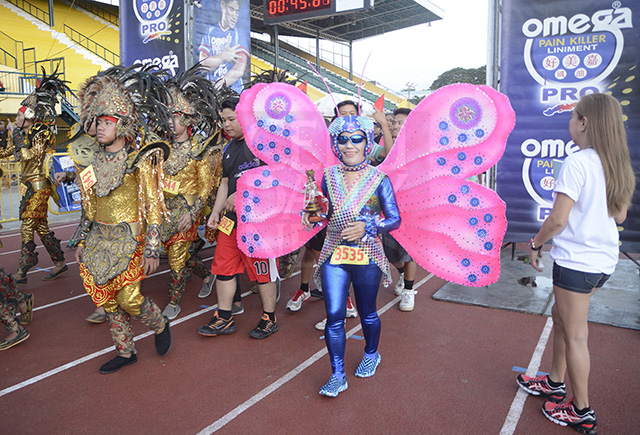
337 134 365 145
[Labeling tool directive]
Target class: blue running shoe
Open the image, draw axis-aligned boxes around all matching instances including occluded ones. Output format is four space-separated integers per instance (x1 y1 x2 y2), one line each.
355 353 381 378
319 375 348 397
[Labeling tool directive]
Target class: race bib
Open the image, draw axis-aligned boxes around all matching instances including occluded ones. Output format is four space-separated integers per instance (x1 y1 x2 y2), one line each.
330 245 369 265
79 165 97 190
163 179 180 195
218 215 235 236
19 183 28 196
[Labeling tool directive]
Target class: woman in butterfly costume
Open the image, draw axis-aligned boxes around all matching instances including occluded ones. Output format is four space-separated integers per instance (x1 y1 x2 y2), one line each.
233 82 515 397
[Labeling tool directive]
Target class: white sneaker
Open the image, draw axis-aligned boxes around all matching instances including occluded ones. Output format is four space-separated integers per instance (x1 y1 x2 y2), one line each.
162 303 181 320
399 290 417 311
346 296 358 318
315 318 327 330
315 318 347 330
286 289 311 311
394 273 405 296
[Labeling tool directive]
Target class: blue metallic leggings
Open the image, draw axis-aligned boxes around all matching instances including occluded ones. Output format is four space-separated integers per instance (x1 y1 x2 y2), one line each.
321 260 382 375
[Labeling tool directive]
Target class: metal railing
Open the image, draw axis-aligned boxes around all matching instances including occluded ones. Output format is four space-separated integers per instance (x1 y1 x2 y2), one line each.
0 48 18 70
0 70 39 95
5 0 50 26
72 0 119 26
63 25 118 65
34 57 66 82
0 29 26 70
0 160 20 223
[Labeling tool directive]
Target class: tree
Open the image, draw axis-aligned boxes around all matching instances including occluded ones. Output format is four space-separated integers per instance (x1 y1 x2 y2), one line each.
410 95 425 105
429 66 486 90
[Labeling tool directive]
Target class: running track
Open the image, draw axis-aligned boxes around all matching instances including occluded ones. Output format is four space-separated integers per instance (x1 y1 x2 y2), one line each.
0 221 638 434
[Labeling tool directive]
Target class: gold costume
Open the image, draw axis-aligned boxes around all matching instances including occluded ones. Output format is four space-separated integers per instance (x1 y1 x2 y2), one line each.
162 136 220 307
1 122 65 283
69 64 173 360
160 66 223 316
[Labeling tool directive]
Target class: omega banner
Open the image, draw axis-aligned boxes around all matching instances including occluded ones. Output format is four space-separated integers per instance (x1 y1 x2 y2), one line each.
498 0 640 252
120 0 186 76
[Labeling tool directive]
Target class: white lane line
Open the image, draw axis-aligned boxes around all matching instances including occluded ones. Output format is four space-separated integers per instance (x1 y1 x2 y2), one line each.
198 273 435 434
23 256 214 312
1 267 297 396
0 291 240 398
499 316 554 435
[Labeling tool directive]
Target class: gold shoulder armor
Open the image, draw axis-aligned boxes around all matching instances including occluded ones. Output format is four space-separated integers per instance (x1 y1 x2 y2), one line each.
191 130 223 160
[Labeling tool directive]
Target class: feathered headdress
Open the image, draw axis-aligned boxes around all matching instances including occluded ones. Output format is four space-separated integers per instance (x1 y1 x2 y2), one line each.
20 66 70 124
88 64 171 144
245 68 299 88
166 64 220 134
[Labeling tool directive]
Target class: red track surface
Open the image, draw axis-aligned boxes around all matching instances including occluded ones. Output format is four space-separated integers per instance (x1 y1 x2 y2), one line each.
1 222 639 434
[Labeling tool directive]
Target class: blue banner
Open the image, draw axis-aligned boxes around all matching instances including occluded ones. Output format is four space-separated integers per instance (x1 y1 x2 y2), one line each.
193 0 251 93
498 0 640 252
50 155 81 212
120 0 186 76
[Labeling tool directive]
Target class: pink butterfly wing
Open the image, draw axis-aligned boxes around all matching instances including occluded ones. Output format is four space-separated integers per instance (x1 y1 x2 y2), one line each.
235 83 335 257
236 82 337 170
392 177 506 287
235 163 327 258
379 84 515 287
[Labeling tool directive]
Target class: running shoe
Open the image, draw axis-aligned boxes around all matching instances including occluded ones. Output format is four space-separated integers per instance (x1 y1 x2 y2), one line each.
346 296 358 318
542 399 598 435
315 318 327 331
198 275 216 298
248 314 279 339
197 311 237 337
162 303 181 320
286 289 311 312
399 290 417 311
517 374 566 403
355 353 381 378
394 272 405 296
319 375 348 397
232 301 244 315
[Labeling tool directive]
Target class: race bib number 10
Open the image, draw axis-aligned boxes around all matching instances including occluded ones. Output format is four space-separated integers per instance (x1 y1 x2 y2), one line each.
330 245 369 265
218 215 235 236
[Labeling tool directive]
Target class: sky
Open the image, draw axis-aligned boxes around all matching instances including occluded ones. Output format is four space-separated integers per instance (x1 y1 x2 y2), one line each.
353 0 490 94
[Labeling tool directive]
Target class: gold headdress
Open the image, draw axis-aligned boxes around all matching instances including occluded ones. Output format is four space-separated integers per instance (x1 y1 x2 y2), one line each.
20 66 70 124
88 64 171 144
166 64 220 134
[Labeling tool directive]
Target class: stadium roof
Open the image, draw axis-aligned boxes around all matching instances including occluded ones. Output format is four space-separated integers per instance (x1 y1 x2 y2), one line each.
249 0 444 43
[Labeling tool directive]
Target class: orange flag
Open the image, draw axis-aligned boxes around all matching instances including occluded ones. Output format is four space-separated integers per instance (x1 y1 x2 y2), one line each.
297 81 308 94
374 94 385 111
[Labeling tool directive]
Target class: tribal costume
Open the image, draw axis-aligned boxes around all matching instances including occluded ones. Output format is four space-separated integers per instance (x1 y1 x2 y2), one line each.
0 69 70 284
161 66 222 318
0 268 33 350
70 66 173 372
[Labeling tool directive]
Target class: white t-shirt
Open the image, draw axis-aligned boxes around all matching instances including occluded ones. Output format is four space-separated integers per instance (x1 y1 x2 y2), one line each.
550 148 619 274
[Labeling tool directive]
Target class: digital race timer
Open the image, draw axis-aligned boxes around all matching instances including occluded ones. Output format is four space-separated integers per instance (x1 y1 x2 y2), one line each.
264 0 333 24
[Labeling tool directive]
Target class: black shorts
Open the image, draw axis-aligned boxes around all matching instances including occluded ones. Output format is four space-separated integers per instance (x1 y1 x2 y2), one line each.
305 227 327 252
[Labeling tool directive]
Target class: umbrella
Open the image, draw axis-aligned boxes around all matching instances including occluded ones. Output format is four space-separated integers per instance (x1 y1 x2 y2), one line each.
314 93 375 117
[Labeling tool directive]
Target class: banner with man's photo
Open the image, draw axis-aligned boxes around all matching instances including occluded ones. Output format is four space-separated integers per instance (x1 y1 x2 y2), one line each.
120 0 186 76
498 0 640 252
192 0 251 93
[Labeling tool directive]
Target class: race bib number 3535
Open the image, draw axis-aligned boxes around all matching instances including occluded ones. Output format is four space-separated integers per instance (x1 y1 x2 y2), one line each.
330 245 369 265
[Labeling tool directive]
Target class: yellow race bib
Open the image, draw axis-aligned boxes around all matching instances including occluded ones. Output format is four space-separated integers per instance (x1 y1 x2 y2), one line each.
330 245 369 265
79 165 97 190
218 215 235 236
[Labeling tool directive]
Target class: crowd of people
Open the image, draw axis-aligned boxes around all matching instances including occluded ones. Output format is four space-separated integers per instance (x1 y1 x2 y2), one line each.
0 65 635 433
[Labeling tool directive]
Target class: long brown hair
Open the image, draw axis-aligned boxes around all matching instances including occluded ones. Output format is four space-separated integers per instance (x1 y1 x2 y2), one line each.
574 93 636 217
